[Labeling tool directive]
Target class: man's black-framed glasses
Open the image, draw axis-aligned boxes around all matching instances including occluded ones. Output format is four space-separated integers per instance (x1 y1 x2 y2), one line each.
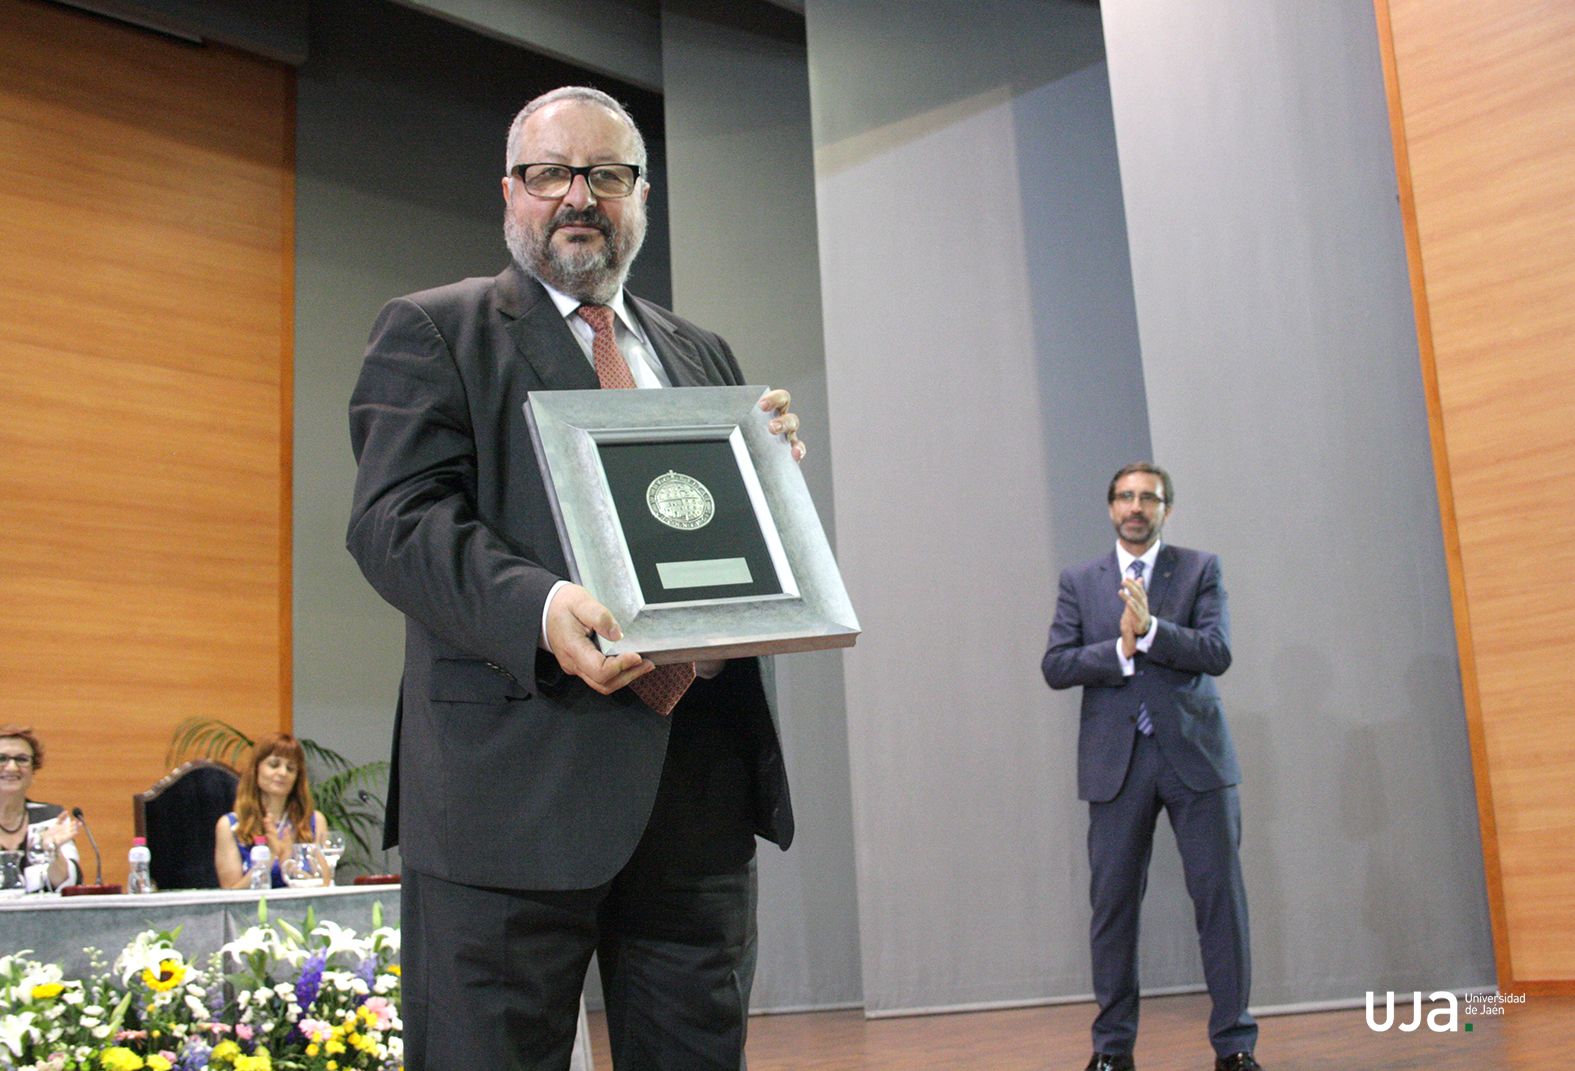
511 162 642 199
1111 491 1166 507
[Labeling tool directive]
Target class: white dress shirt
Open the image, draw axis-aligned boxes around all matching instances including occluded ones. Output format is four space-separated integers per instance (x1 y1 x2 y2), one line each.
1116 540 1161 676
539 281 671 388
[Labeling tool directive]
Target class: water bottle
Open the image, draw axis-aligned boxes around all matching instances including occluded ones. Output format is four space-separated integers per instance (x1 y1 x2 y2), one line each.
247 837 271 890
127 837 156 894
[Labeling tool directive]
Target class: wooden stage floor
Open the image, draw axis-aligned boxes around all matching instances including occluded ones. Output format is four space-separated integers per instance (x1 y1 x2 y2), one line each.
588 992 1570 1070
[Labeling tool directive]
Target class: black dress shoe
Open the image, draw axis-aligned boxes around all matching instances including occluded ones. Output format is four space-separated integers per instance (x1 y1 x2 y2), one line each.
1085 1054 1135 1071
1214 1053 1262 1071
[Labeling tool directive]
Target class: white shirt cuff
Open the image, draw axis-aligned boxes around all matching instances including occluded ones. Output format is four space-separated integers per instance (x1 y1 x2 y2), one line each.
541 579 571 653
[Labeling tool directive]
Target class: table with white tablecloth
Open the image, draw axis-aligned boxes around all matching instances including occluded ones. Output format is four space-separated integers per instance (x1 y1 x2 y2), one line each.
0 885 593 1070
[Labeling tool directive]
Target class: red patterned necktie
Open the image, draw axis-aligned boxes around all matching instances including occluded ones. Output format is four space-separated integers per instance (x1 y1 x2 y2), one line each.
576 303 696 715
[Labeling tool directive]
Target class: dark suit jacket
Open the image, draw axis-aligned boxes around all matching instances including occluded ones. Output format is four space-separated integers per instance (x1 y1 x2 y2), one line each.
1042 544 1239 803
347 265 793 891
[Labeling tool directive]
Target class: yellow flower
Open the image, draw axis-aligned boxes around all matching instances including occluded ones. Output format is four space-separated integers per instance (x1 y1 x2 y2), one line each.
387 964 400 976
234 1054 272 1071
31 982 65 999
141 959 187 992
306 1043 320 1057
210 1040 242 1062
146 1057 173 1071
326 1063 338 1071
98 1048 145 1071
325 1037 347 1055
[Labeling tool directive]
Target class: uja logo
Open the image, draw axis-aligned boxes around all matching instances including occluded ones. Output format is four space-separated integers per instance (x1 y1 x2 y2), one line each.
1365 991 1459 1032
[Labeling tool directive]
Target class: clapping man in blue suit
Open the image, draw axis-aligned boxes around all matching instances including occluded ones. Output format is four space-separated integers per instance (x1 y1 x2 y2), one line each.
1043 463 1262 1071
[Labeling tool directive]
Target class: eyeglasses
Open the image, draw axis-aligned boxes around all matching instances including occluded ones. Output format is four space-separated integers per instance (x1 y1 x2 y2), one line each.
1111 491 1166 507
0 754 35 769
510 162 642 199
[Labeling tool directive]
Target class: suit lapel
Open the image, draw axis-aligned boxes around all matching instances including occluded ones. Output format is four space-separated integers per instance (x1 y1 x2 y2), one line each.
629 296 709 387
495 266 599 391
1096 550 1123 633
1146 544 1176 614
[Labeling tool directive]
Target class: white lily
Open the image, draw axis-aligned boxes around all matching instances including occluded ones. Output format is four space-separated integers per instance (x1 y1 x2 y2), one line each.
221 926 287 964
0 1012 36 1058
368 926 401 956
309 920 365 962
114 933 184 986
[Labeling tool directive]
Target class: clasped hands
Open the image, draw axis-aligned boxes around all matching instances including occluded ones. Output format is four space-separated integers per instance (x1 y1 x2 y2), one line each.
546 388 804 701
1119 576 1153 660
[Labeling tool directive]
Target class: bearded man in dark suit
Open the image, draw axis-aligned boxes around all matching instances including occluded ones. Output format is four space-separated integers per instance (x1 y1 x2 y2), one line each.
1043 463 1263 1071
348 85 804 1071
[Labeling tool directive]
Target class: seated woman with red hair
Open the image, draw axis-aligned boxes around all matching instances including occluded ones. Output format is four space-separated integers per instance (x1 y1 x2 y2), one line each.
214 732 327 889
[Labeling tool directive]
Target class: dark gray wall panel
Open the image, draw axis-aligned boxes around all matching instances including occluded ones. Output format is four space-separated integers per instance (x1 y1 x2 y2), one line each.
659 3 862 1012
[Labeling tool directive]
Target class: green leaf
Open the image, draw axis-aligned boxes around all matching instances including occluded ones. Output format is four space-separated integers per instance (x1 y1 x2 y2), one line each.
166 717 255 769
299 737 354 774
310 761 390 873
105 988 134 1038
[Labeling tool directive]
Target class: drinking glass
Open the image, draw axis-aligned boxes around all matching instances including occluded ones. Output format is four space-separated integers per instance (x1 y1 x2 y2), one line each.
280 844 325 888
321 831 346 883
27 823 57 873
0 850 24 897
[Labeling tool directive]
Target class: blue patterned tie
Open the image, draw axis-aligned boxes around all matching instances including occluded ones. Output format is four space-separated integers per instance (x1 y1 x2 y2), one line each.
1129 560 1154 736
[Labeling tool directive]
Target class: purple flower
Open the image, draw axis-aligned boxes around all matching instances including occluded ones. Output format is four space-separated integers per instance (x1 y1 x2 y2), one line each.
295 953 326 1013
352 957 378 1007
177 1038 212 1070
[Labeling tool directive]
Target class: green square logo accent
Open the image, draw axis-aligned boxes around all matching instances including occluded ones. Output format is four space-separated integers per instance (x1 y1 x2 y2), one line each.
1464 1023 1473 1032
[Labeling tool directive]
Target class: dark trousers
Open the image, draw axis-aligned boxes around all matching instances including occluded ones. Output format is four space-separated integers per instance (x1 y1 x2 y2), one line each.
402 704 760 1071
1088 732 1256 1058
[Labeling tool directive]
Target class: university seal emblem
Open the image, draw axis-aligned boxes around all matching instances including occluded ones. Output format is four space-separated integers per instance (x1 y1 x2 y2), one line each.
645 470 715 530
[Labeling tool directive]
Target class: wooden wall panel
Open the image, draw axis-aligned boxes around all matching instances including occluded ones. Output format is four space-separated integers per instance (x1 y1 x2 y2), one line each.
1375 0 1575 987
0 0 292 884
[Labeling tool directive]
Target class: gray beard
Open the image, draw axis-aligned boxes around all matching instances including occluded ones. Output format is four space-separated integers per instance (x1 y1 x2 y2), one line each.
505 209 644 305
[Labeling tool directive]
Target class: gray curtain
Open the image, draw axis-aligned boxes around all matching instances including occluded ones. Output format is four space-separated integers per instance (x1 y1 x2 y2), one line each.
1099 0 1493 1006
807 0 1492 1014
806 0 1171 1014
659 2 863 1012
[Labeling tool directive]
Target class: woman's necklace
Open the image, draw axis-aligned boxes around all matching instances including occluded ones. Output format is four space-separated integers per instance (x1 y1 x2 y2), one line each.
0 809 26 835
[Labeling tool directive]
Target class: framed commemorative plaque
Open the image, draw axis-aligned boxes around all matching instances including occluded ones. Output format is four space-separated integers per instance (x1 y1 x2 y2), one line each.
524 385 860 664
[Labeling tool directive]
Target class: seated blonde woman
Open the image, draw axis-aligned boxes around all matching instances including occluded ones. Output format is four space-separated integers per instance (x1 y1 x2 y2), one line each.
0 725 82 892
214 732 327 889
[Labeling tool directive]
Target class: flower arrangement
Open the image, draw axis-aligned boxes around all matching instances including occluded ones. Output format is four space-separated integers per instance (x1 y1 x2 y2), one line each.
0 903 400 1071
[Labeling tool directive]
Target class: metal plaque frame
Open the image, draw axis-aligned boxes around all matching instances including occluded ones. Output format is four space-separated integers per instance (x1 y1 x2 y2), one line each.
524 385 860 664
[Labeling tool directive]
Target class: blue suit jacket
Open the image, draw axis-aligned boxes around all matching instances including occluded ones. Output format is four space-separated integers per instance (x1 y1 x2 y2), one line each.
1042 544 1240 802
